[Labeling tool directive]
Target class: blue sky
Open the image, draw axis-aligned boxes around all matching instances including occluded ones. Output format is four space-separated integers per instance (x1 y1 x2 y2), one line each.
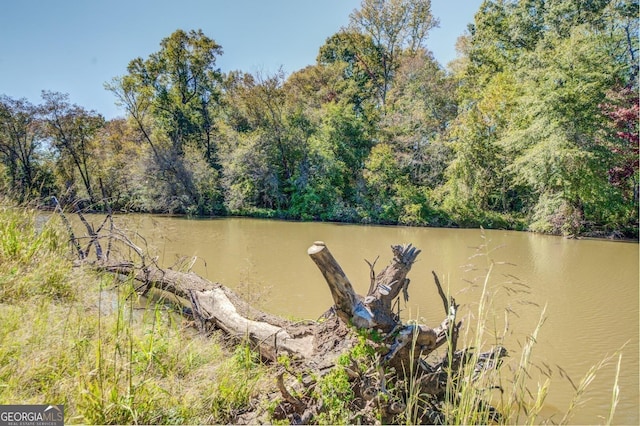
0 0 482 119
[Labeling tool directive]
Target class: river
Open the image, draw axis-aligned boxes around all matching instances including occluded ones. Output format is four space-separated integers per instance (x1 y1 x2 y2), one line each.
95 215 638 424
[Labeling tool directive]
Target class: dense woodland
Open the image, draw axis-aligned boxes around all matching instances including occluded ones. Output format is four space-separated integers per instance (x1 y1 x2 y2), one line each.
1 0 638 237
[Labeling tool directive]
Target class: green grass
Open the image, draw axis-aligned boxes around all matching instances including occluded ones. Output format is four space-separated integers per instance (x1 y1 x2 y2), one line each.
0 207 73 302
0 204 271 424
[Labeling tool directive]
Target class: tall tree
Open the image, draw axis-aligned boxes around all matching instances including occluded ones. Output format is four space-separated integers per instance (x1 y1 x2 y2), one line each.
317 31 383 119
0 96 44 200
383 50 456 188
442 1 523 220
348 0 438 108
107 29 225 213
442 0 638 234
504 2 637 234
41 91 104 204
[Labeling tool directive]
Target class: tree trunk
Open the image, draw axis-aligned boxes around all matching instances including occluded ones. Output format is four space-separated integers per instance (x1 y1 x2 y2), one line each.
102 262 318 362
307 240 454 372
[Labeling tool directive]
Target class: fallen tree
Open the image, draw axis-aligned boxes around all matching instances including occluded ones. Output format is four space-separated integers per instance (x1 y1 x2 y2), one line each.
58 206 508 424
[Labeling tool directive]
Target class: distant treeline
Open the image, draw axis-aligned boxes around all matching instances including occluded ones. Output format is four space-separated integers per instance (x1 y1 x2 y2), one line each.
1 0 637 237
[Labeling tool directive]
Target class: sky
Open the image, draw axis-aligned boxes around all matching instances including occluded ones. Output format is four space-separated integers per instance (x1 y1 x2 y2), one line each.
0 0 482 120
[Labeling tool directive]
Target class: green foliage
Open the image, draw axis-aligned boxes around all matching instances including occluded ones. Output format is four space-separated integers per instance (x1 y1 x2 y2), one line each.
443 0 638 236
89 118 147 212
315 336 378 425
0 96 49 202
106 29 225 214
208 342 265 423
0 0 636 237
41 91 106 204
315 367 354 424
503 22 630 234
317 31 382 116
286 334 377 425
349 0 439 108
362 143 439 225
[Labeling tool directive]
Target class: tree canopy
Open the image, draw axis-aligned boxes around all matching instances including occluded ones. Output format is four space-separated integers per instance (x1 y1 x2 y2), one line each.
1 0 637 237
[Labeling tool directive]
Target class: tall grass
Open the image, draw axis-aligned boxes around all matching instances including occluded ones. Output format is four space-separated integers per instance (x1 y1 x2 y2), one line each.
0 204 271 424
0 207 73 301
432 234 624 425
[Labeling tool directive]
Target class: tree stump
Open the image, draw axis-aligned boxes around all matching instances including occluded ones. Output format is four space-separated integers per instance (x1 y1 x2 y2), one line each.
308 240 455 373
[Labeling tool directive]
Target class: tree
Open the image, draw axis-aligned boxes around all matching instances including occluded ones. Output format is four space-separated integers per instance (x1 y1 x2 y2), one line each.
0 96 45 200
597 85 639 230
383 50 456 188
317 31 383 119
309 1 443 223
289 101 371 221
107 29 225 213
363 143 402 222
41 91 105 205
221 131 282 212
435 1 528 227
442 0 638 234
147 29 223 163
90 118 146 210
219 70 314 213
444 69 520 216
504 9 635 234
348 0 439 108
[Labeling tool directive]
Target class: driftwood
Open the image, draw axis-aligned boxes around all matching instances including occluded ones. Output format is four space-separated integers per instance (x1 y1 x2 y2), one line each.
57 203 507 424
101 262 320 362
102 241 459 371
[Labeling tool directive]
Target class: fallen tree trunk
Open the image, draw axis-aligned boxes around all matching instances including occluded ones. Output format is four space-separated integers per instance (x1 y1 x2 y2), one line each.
101 262 320 362
103 241 458 372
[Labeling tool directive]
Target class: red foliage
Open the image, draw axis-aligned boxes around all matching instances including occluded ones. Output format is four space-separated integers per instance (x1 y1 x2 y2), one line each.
598 86 639 187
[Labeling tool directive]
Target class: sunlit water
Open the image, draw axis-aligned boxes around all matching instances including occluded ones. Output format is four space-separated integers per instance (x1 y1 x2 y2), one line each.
77 215 638 424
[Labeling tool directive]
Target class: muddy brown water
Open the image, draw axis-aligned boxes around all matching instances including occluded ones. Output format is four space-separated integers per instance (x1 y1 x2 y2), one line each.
78 214 638 424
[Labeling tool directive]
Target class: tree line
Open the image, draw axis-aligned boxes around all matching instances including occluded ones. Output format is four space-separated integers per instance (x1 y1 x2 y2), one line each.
1 0 637 237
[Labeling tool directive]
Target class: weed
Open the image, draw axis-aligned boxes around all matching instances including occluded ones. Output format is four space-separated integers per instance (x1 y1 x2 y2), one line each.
315 367 355 424
432 234 625 425
207 342 267 423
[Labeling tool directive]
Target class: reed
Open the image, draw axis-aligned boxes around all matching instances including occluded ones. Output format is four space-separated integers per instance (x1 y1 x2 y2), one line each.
429 235 624 425
605 353 622 425
558 350 624 425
